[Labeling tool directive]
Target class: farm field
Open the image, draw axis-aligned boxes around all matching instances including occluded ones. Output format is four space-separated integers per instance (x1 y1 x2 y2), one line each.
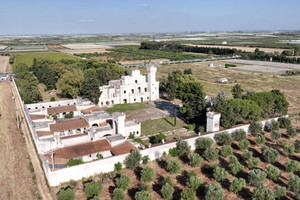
0 82 38 200
152 61 300 114
59 48 110 55
52 126 300 200
0 56 10 73
13 52 78 67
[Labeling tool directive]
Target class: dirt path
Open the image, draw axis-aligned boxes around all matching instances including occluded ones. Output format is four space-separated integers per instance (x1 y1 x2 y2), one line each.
10 81 54 200
0 82 38 200
0 56 11 73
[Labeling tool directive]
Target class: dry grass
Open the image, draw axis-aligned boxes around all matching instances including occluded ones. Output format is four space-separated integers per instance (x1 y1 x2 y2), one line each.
59 48 110 55
38 83 68 102
0 56 11 73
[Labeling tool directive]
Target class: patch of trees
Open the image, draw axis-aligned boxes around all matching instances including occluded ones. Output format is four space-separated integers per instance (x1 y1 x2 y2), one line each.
140 41 236 55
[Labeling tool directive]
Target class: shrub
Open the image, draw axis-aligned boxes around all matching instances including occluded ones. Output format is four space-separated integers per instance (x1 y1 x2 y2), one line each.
187 123 196 131
50 96 56 102
176 140 191 157
215 132 232 145
138 183 150 192
168 148 178 157
140 167 154 183
270 120 279 131
288 174 300 197
256 135 266 145
229 178 245 194
189 152 203 167
166 160 181 174
84 181 103 199
277 140 289 147
267 165 280 181
205 183 224 200
186 175 203 191
64 111 74 119
133 138 146 146
274 185 286 199
113 188 125 200
250 121 263 136
203 147 219 161
57 188 75 200
285 160 299 173
252 185 275 200
161 183 174 200
242 150 253 160
161 176 173 187
142 156 150 165
271 130 281 141
229 155 244 175
295 140 300 153
66 158 83 167
239 139 250 150
124 149 141 170
231 129 246 141
278 117 291 128
195 137 213 150
221 145 233 157
213 166 228 182
181 188 196 200
283 145 295 156
287 126 297 138
261 145 279 163
114 162 122 172
52 114 57 120
134 190 152 200
115 174 130 190
248 157 260 169
149 132 167 144
249 169 267 186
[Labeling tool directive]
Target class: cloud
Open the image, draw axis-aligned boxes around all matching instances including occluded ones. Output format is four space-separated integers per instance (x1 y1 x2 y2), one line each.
140 3 149 7
79 19 95 23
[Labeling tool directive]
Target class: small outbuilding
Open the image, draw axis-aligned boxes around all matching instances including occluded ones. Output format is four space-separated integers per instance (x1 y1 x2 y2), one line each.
217 78 228 83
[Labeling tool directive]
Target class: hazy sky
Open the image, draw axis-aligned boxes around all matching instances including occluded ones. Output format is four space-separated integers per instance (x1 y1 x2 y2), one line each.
0 0 299 35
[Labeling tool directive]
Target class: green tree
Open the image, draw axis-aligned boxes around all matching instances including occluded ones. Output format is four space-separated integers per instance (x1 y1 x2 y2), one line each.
256 135 266 145
215 132 232 145
56 69 83 98
181 188 196 200
140 167 154 183
232 129 246 141
84 181 103 199
295 140 300 153
261 145 279 163
176 140 191 157
289 174 300 198
249 121 263 136
12 63 29 74
113 188 125 200
189 152 203 167
249 169 267 187
242 150 253 160
142 156 150 165
186 175 202 191
239 139 250 150
228 155 244 175
278 117 291 128
213 166 228 182
221 145 233 157
195 137 214 150
161 183 174 200
205 183 224 200
248 157 260 169
287 126 297 138
80 69 101 104
134 190 152 200
270 120 279 131
267 165 280 181
230 178 245 194
271 131 281 142
161 176 173 187
115 174 131 190
166 160 181 174
114 162 122 172
57 188 75 200
252 185 275 200
203 147 219 161
231 84 244 98
124 149 141 170
274 185 286 199
285 160 299 173
283 145 295 156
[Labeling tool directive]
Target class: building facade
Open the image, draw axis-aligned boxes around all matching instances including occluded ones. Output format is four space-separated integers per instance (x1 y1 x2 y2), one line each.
98 66 159 107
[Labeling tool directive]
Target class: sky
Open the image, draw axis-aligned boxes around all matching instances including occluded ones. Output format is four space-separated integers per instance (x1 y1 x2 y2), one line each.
0 0 299 35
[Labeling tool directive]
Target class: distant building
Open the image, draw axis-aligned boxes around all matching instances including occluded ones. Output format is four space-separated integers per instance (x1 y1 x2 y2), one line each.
209 63 214 67
98 66 159 107
222 41 227 45
217 78 228 83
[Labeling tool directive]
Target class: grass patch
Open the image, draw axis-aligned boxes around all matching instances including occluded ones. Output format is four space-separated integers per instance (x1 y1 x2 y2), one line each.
105 103 150 114
14 52 78 67
141 117 186 136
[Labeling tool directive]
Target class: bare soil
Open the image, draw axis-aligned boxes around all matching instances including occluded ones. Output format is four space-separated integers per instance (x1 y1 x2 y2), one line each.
59 48 110 55
0 56 11 73
0 82 38 200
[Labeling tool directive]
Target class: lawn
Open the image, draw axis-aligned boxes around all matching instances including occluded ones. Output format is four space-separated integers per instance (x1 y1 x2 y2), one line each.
141 116 187 136
104 103 150 114
13 52 78 67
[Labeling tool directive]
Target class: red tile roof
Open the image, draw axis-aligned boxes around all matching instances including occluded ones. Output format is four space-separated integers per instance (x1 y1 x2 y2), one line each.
49 139 111 159
111 141 135 155
36 131 53 137
50 119 89 132
81 106 100 114
30 115 45 120
47 105 77 115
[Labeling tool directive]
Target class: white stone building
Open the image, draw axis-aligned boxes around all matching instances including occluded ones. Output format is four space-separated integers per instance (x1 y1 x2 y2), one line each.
98 66 159 107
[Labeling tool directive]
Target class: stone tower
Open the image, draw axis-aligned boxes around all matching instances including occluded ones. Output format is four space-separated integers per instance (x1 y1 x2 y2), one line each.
206 112 221 132
112 112 125 135
147 66 159 101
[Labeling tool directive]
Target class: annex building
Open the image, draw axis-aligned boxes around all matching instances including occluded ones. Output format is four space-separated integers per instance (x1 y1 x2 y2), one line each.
98 66 159 107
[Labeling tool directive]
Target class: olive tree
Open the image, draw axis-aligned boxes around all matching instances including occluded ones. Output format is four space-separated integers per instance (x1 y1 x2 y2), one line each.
249 169 267 187
189 152 203 167
161 183 174 200
285 160 299 173
248 157 260 169
256 136 266 145
176 140 191 157
140 167 154 183
221 145 233 157
195 137 213 150
135 190 152 200
261 145 279 163
249 121 263 136
166 160 181 174
215 131 232 145
278 117 291 128
295 140 300 153
115 174 131 190
113 188 125 200
274 185 286 199
283 145 295 156
289 174 300 198
242 150 253 160
229 155 244 175
186 175 203 191
266 165 280 181
181 188 196 200
203 147 219 161
57 188 75 200
84 181 103 199
252 185 275 200
213 166 228 182
229 178 245 194
231 129 246 141
239 139 250 150
205 183 224 200
124 149 141 170
287 126 297 138
271 131 281 142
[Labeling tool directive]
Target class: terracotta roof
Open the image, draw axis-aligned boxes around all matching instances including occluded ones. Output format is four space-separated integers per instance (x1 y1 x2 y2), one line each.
111 141 135 155
81 106 100 114
50 119 89 132
49 139 111 159
36 131 53 137
47 105 77 115
30 115 45 120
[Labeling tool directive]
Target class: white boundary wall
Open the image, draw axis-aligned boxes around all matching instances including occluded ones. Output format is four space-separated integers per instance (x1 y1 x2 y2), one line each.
43 116 286 186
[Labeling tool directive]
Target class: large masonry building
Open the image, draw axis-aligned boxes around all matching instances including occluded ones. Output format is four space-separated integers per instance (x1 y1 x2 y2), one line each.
98 66 159 107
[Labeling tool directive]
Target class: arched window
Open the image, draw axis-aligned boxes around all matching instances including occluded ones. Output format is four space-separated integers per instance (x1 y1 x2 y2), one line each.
131 89 134 94
144 87 147 92
135 80 138 83
138 87 141 93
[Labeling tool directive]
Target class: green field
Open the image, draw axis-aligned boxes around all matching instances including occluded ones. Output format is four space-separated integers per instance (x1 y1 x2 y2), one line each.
141 116 186 136
104 103 150 114
14 52 78 67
